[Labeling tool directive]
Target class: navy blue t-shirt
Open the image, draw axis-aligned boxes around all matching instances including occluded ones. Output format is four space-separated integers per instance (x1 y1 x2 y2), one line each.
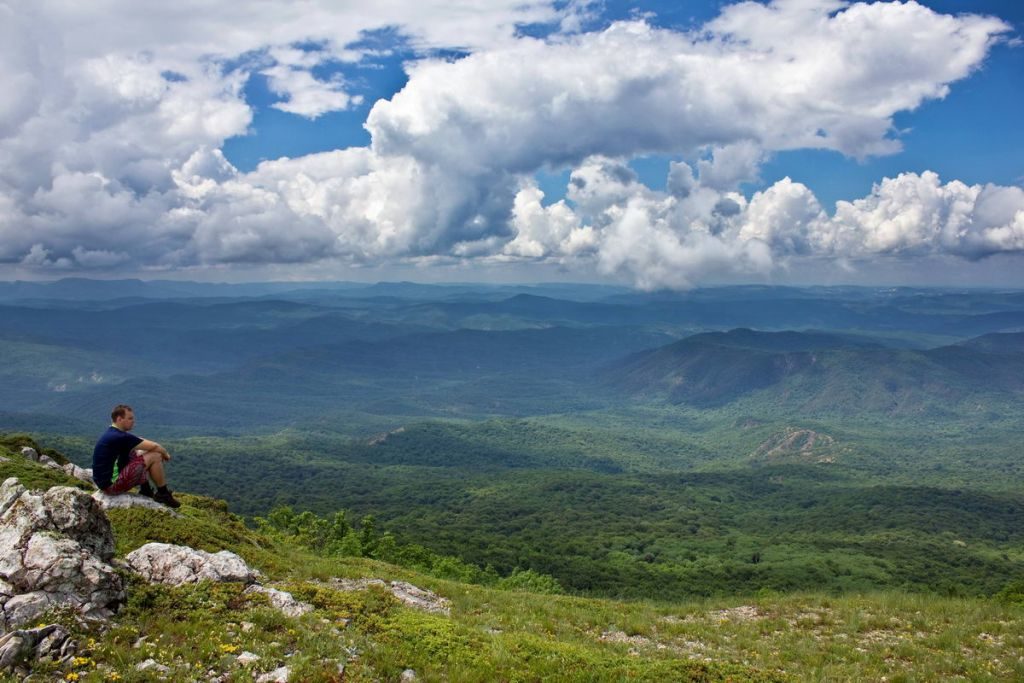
92 426 143 489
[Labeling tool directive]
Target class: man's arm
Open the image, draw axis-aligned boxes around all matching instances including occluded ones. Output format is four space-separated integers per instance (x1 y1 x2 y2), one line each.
137 439 171 460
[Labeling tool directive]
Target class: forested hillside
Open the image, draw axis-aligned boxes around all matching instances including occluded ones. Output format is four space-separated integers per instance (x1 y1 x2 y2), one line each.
2 281 1024 606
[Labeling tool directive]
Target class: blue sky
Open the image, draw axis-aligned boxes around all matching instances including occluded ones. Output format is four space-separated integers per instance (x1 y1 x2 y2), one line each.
222 0 1024 210
1 0 1022 288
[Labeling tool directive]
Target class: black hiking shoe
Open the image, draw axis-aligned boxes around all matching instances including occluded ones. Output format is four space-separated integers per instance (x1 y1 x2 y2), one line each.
138 482 155 498
153 489 181 508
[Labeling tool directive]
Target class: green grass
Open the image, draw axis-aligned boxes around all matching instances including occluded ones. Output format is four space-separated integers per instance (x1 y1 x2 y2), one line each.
18 405 1024 602
0 435 85 491
34 552 1024 681
5 439 1024 681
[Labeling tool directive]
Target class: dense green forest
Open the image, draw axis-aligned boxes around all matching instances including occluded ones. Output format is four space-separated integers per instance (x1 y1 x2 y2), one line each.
3 280 1024 603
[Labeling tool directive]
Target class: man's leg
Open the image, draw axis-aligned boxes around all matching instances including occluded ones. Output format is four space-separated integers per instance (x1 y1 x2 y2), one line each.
140 450 180 508
141 451 166 486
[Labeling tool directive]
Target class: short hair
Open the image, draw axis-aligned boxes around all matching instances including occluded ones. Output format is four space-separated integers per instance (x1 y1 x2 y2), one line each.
111 404 134 421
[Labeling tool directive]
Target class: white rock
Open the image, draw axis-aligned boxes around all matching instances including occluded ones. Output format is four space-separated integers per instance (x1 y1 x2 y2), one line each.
256 665 290 682
389 581 451 615
0 479 123 630
19 448 39 462
42 487 116 558
331 577 387 592
237 651 260 666
401 669 418 681
244 585 313 618
0 479 26 518
92 491 179 516
38 455 61 470
0 633 30 671
62 464 94 486
2 593 52 628
328 577 450 614
32 624 73 660
125 543 257 586
136 657 170 673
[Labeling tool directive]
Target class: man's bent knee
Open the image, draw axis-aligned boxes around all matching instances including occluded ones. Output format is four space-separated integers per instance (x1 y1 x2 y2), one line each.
140 450 163 468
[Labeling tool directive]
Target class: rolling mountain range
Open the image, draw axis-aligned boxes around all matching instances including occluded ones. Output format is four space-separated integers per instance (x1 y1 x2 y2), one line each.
606 328 1024 413
2 281 1024 433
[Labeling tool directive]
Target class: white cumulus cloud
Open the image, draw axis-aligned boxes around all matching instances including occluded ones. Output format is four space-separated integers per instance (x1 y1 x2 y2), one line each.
0 0 1019 288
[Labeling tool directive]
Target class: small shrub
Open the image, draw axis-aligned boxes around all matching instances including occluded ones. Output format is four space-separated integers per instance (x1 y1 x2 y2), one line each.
994 579 1024 606
496 568 563 594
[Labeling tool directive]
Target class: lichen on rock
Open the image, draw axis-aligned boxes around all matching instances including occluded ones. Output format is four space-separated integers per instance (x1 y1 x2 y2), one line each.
0 478 124 630
124 542 259 585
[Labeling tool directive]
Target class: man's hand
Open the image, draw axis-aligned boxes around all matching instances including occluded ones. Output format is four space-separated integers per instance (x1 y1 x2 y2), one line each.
138 439 170 460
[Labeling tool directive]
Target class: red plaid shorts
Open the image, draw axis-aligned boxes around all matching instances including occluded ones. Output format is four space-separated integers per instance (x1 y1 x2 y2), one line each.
103 452 149 494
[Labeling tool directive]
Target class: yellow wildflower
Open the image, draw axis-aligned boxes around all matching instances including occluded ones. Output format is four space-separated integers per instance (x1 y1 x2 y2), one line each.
219 643 240 654
65 674 80 682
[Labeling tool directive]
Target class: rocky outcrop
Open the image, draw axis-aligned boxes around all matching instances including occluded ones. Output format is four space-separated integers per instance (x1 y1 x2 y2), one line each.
92 491 179 515
19 447 63 471
0 478 124 630
63 463 94 486
244 585 313 617
17 446 92 484
38 455 62 470
125 543 320 622
125 543 258 585
0 624 75 671
329 578 450 615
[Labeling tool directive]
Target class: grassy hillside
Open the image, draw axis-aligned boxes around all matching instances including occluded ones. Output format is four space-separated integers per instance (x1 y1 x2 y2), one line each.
3 437 1022 682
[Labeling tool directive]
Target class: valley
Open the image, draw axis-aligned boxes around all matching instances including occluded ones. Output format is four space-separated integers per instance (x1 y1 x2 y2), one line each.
2 279 1023 604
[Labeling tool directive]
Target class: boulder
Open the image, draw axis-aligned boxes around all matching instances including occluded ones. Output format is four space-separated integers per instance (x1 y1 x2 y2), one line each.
92 490 179 516
19 448 39 463
244 585 313 618
125 543 258 585
0 478 123 630
38 454 62 470
0 624 74 670
63 463 94 486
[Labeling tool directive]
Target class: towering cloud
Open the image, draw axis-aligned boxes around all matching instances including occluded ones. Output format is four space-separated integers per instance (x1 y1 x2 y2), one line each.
0 0 1018 287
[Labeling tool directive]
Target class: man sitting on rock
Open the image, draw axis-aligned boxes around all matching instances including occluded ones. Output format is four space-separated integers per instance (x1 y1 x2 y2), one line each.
92 404 180 508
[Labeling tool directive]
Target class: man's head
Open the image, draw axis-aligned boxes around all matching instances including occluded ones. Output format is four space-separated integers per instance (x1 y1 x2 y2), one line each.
111 404 135 430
